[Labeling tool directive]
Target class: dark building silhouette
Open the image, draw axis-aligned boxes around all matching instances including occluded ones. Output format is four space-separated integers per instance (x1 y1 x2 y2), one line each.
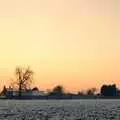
100 84 117 97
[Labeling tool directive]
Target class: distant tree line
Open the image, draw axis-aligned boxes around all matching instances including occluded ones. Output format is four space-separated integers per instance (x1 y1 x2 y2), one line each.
1 83 120 98
0 67 120 98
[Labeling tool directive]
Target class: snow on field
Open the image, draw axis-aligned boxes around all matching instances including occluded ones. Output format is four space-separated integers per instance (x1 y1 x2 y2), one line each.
0 99 120 120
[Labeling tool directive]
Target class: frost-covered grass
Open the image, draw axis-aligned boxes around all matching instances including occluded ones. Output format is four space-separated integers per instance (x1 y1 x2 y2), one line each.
0 99 120 120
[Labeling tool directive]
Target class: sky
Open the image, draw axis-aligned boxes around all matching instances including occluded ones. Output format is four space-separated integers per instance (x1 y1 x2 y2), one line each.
0 0 120 92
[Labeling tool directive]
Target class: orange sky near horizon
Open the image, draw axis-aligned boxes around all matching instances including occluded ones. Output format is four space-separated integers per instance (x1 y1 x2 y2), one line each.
0 0 120 93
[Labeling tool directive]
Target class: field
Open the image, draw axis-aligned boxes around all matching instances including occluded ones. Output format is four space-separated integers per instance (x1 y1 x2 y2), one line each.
0 99 120 120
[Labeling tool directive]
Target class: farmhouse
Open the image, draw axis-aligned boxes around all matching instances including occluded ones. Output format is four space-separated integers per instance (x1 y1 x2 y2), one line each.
6 87 46 97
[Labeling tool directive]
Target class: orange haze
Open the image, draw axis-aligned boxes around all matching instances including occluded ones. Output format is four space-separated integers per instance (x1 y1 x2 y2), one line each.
0 0 120 93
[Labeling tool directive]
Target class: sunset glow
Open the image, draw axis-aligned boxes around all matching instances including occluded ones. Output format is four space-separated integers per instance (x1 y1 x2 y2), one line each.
0 0 120 92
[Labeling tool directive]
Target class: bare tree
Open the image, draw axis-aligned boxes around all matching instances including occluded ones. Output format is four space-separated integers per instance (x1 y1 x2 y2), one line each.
15 67 33 97
86 88 97 96
77 91 85 96
0 86 7 96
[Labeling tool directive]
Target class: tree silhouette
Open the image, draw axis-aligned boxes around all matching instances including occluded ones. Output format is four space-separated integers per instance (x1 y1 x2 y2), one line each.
51 85 64 95
1 85 7 96
77 91 85 96
15 67 33 97
86 88 97 96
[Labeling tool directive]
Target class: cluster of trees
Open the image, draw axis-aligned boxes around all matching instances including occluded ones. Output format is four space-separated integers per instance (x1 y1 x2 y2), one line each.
77 84 119 97
46 84 119 97
0 67 120 98
48 85 65 95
